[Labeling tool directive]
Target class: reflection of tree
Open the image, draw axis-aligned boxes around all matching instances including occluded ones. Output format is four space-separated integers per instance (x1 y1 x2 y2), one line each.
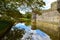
31 9 42 30
2 28 25 40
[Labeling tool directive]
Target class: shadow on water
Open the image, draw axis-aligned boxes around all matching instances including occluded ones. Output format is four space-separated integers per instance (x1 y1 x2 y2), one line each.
2 22 51 40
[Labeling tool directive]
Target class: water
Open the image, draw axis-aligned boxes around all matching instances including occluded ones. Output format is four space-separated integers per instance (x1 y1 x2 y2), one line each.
11 23 51 40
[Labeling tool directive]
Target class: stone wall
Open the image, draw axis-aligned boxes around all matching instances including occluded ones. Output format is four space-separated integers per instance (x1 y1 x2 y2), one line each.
36 10 59 40
36 10 60 23
36 1 60 40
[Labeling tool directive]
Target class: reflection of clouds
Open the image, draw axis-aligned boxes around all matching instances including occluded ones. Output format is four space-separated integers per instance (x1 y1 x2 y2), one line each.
43 0 57 10
14 23 51 40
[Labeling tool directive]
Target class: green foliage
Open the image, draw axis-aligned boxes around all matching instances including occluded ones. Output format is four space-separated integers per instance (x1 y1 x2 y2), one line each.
0 21 9 30
0 0 45 20
6 10 23 18
0 20 14 37
0 0 45 38
25 12 32 19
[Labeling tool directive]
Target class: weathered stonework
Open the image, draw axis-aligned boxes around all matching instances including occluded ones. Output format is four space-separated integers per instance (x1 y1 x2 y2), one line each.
36 1 60 40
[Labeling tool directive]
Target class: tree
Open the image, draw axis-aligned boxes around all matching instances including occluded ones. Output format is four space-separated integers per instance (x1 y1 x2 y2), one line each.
0 0 45 23
0 0 45 38
19 0 45 29
0 0 24 38
15 0 45 29
25 12 32 19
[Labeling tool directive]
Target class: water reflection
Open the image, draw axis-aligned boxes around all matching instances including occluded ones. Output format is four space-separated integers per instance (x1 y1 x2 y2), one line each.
11 23 51 40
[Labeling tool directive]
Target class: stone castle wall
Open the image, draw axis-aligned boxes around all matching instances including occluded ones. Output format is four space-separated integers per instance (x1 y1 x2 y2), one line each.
36 1 60 40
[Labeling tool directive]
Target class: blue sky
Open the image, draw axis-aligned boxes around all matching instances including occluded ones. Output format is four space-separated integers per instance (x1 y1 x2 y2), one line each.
43 0 57 10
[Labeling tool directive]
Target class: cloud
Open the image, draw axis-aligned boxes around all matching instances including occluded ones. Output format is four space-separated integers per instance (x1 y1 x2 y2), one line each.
43 0 57 10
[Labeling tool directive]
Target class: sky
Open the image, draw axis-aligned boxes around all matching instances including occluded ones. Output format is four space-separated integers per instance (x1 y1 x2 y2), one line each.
18 0 57 14
43 0 57 10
